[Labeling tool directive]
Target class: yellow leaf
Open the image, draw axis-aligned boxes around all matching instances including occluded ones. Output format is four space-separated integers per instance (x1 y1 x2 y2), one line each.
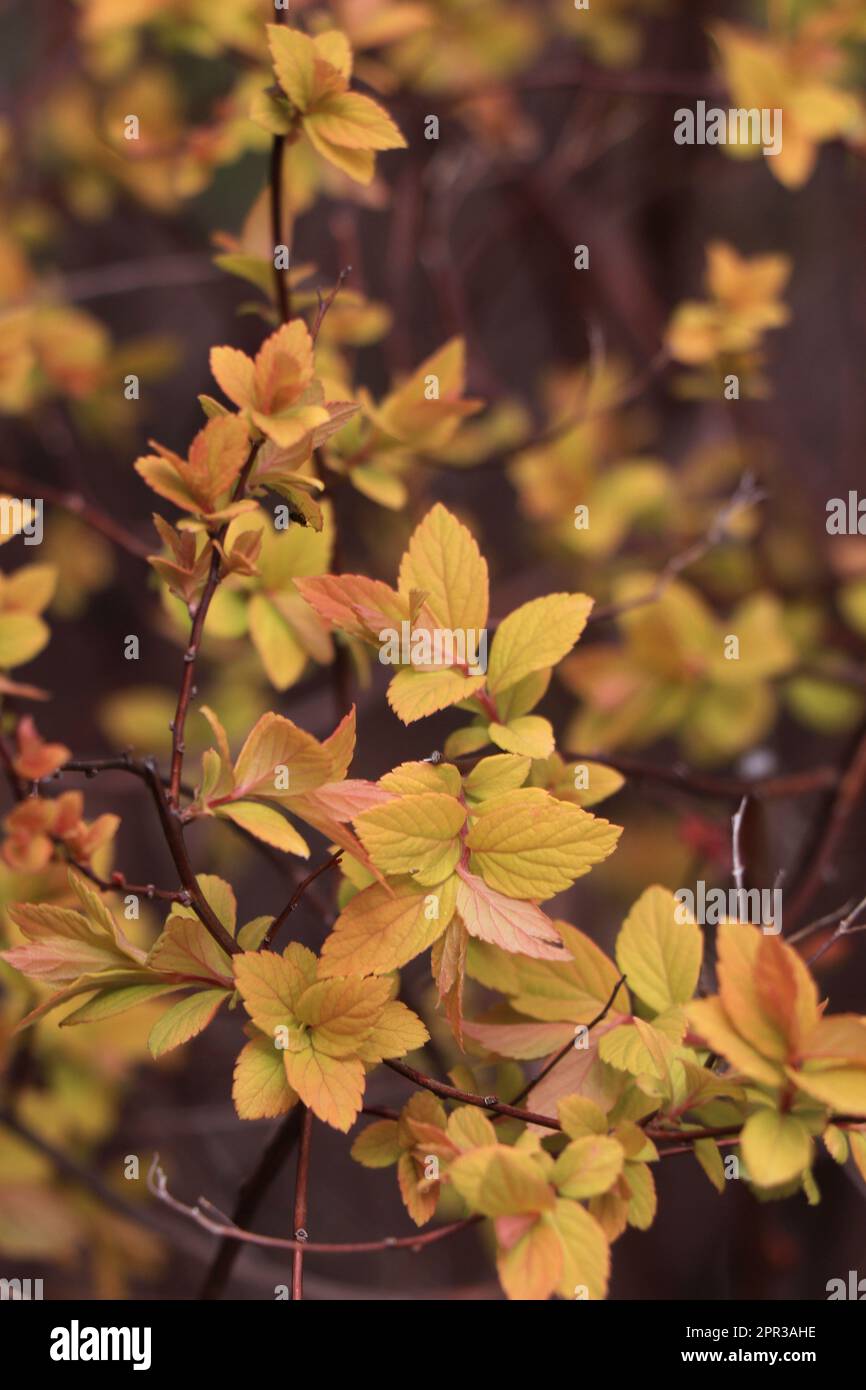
148 916 233 987
686 997 784 1086
320 875 455 976
466 789 621 900
497 1216 563 1301
753 933 819 1053
354 792 466 885
526 1018 626 1118
351 1120 401 1168
0 613 50 668
694 1138 726 1193
463 754 531 802
802 1015 866 1064
615 886 702 1014
717 922 788 1062
233 945 316 1038
4 562 57 613
214 801 310 857
208 345 256 411
267 23 320 110
623 1161 657 1229
233 1032 298 1120
489 716 555 758
356 999 429 1061
312 30 353 81
557 1097 609 1139
790 1066 866 1116
552 1136 624 1199
381 760 462 797
295 974 392 1056
284 1042 365 1131
467 919 627 1023
487 593 593 696
232 711 332 798
461 1017 575 1061
387 667 486 723
740 1109 812 1187
446 1106 498 1151
247 593 308 691
306 92 406 152
822 1125 848 1165
397 502 489 633
449 1145 555 1217
850 1132 866 1184
148 988 227 1059
552 1198 610 1300
303 132 376 183
598 1020 674 1080
397 1151 438 1226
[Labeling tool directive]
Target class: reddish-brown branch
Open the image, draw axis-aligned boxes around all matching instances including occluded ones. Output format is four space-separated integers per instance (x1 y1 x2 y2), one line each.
61 756 238 957
70 861 188 905
0 464 150 559
291 1107 313 1299
786 720 866 927
167 440 262 807
385 1058 563 1130
269 136 291 324
262 851 343 950
151 1153 482 1255
567 750 838 803
199 1107 304 1300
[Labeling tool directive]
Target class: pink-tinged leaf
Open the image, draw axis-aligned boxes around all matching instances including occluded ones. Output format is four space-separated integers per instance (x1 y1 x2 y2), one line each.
299 779 394 822
526 1016 627 1117
289 793 392 889
455 866 569 960
320 705 357 782
461 1018 575 1060
295 574 406 641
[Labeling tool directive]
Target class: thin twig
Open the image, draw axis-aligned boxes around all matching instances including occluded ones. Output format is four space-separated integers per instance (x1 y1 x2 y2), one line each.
786 720 866 927
69 860 188 905
151 1153 482 1256
515 748 837 802
508 974 627 1108
0 464 149 559
61 756 238 957
167 440 262 807
311 267 352 343
385 1059 563 1130
731 795 748 895
262 851 343 950
588 474 766 625
786 900 858 946
805 891 866 968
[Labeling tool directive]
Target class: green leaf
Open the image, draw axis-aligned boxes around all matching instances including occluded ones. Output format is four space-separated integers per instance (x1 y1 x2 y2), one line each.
148 988 229 1059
